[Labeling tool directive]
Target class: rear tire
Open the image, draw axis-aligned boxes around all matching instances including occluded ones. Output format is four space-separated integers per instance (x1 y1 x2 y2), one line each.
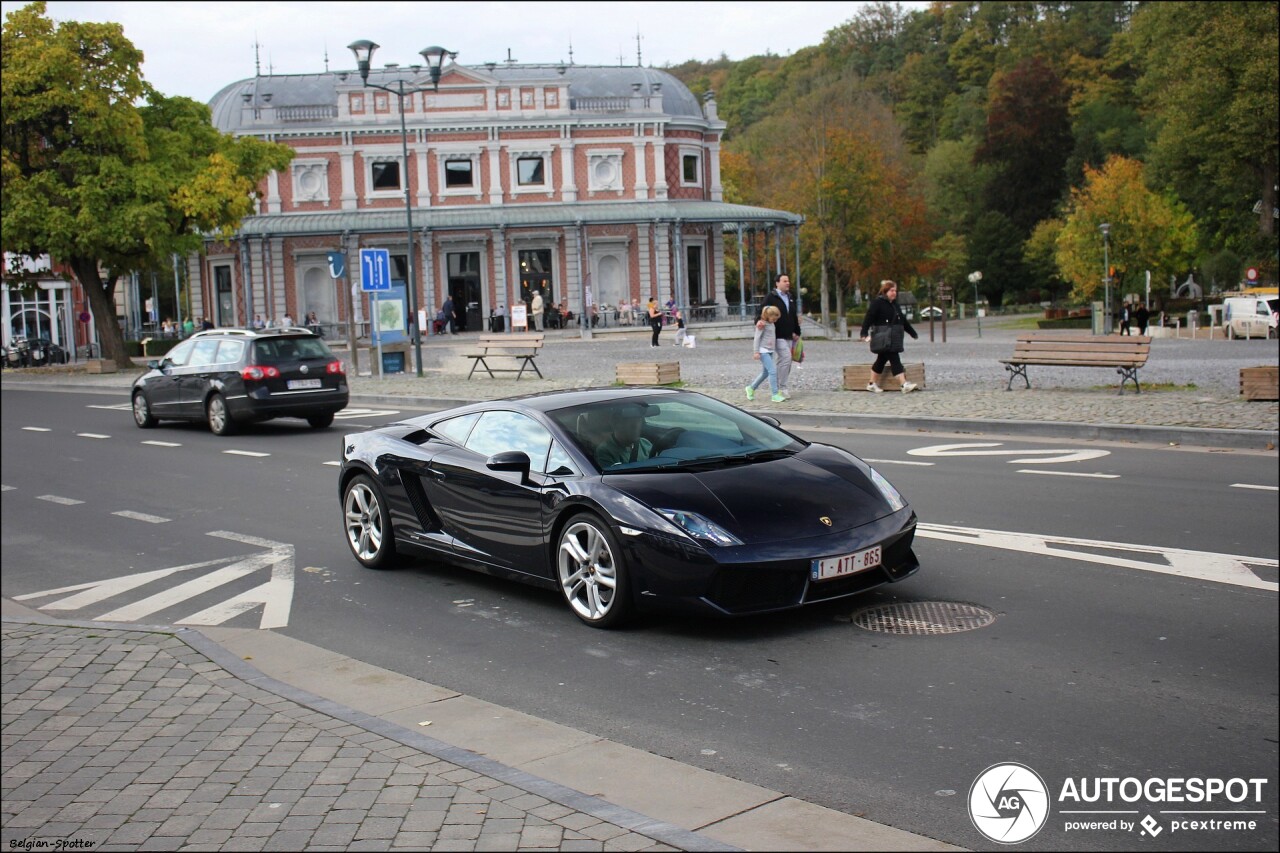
307 412 335 429
556 513 632 628
132 392 157 428
343 474 397 569
206 393 236 435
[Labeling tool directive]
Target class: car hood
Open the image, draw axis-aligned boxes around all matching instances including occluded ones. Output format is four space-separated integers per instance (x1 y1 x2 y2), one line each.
602 446 894 544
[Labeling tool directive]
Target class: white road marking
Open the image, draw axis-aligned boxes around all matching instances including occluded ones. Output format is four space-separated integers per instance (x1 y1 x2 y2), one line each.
37 495 84 505
323 460 341 466
864 458 935 467
1016 469 1120 479
334 408 400 420
223 449 270 457
22 427 51 432
112 510 170 523
916 523 1277 591
77 433 110 439
142 440 182 447
1231 483 1279 492
87 403 132 411
1 485 14 492
15 531 295 630
909 442 1110 464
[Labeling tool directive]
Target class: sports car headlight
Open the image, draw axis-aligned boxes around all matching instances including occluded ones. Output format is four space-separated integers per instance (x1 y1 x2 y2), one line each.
654 509 743 547
868 467 907 512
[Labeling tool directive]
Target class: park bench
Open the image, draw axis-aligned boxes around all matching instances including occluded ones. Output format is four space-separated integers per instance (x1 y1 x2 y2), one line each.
1000 333 1151 395
464 333 544 380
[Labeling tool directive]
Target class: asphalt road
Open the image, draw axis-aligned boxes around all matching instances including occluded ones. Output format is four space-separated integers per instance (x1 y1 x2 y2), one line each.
2 387 1277 851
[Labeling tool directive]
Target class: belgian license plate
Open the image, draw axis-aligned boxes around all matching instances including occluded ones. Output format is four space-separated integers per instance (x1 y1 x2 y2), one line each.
287 378 322 390
811 545 882 581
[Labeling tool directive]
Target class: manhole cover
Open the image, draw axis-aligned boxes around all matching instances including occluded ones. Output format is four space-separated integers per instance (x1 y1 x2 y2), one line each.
852 601 997 635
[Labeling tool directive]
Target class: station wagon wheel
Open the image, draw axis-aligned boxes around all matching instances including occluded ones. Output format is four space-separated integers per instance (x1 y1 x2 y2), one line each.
343 474 397 569
557 514 631 628
206 393 236 436
132 391 157 428
307 412 334 429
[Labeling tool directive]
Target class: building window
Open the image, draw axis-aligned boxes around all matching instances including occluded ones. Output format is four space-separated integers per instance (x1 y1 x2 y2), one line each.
445 159 473 188
681 151 701 186
371 161 401 192
517 157 545 186
519 249 554 308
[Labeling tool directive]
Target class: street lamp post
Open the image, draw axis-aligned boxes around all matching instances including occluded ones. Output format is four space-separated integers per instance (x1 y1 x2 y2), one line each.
1099 222 1111 335
348 40 456 378
968 270 983 338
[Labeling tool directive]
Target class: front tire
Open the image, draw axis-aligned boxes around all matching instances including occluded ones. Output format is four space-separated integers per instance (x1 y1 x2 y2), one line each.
343 474 397 569
557 514 632 628
132 392 157 428
206 393 236 435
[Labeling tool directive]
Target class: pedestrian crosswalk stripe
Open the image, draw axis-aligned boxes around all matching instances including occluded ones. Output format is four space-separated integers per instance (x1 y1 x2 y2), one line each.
37 495 85 505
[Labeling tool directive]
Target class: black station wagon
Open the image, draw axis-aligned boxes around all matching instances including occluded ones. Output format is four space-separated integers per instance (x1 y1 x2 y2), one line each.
131 328 349 435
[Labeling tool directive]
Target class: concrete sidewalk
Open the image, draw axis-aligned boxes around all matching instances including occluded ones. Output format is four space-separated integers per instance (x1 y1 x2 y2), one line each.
1 604 959 852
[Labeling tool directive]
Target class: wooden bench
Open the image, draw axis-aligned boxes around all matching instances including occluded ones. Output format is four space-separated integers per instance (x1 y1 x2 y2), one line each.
1000 333 1151 395
464 333 544 380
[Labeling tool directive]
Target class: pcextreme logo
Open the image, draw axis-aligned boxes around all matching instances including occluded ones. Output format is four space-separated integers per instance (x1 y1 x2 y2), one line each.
968 764 1271 844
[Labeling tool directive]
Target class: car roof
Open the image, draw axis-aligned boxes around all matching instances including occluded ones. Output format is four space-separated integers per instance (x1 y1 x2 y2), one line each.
189 327 317 339
432 387 691 418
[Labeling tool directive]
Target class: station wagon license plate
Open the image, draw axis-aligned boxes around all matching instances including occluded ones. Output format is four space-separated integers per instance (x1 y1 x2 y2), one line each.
287 378 322 390
811 545 882 581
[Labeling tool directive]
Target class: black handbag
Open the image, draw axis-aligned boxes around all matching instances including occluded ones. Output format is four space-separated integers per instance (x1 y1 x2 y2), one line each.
869 324 905 354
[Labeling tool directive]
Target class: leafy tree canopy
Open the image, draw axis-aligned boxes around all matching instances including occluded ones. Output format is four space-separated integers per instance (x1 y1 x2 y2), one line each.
2 1 293 366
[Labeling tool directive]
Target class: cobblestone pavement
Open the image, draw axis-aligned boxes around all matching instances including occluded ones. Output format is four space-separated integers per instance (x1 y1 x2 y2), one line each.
1 619 728 852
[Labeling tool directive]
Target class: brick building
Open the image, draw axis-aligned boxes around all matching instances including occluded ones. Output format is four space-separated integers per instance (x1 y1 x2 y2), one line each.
190 60 802 338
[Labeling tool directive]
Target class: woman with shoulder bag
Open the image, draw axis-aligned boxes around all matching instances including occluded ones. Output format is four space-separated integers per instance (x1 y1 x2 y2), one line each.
859 280 919 393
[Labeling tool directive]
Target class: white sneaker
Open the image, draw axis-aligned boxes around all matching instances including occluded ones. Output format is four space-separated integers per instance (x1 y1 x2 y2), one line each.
779 390 791 400
901 381 918 394
867 382 883 393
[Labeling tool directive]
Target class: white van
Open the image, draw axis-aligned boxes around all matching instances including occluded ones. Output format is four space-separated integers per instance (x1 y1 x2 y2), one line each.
1222 296 1278 339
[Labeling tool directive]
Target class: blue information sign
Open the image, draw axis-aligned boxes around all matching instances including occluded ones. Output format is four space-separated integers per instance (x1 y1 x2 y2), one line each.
359 248 392 292
326 251 346 279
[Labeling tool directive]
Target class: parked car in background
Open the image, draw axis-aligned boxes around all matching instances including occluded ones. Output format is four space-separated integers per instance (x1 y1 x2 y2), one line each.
131 327 348 435
338 388 921 628
920 306 944 320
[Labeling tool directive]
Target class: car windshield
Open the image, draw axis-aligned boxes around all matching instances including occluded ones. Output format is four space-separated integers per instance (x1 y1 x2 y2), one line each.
549 393 806 473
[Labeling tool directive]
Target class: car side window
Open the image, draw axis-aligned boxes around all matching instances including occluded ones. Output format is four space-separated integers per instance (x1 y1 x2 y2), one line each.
546 440 578 477
215 340 245 364
432 413 481 446
164 340 195 367
465 411 553 474
188 339 221 367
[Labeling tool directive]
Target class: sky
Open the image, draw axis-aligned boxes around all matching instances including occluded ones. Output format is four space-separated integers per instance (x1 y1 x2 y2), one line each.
1 1 922 104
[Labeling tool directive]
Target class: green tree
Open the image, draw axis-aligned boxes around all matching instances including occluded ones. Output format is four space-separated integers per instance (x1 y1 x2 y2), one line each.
1130 1 1279 263
2 2 293 367
1055 156 1200 304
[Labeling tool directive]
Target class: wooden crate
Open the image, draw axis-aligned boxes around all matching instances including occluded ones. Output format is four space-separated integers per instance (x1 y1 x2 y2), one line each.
85 359 118 374
844 363 925 391
616 361 681 385
1240 365 1279 401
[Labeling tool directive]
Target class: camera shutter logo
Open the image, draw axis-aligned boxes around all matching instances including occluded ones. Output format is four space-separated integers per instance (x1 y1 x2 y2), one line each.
969 763 1051 844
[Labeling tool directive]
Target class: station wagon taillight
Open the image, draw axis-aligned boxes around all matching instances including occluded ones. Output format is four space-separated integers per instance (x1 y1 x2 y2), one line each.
326 361 345 375
241 365 280 381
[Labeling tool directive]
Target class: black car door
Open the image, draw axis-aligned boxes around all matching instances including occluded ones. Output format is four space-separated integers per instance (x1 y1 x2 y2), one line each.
144 339 194 419
422 410 553 578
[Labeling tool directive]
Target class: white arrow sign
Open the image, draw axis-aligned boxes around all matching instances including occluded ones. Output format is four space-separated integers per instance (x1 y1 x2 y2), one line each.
15 530 295 629
908 442 1110 464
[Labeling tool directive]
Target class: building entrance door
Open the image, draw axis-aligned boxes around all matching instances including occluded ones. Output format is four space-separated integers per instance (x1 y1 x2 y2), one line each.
447 252 482 332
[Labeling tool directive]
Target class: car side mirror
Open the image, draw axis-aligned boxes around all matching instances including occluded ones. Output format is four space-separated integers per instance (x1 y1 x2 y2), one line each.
757 415 781 427
487 450 531 484
147 359 162 370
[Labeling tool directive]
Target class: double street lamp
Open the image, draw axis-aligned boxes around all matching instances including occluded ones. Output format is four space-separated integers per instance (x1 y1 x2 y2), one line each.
347 40 456 377
1099 222 1111 334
